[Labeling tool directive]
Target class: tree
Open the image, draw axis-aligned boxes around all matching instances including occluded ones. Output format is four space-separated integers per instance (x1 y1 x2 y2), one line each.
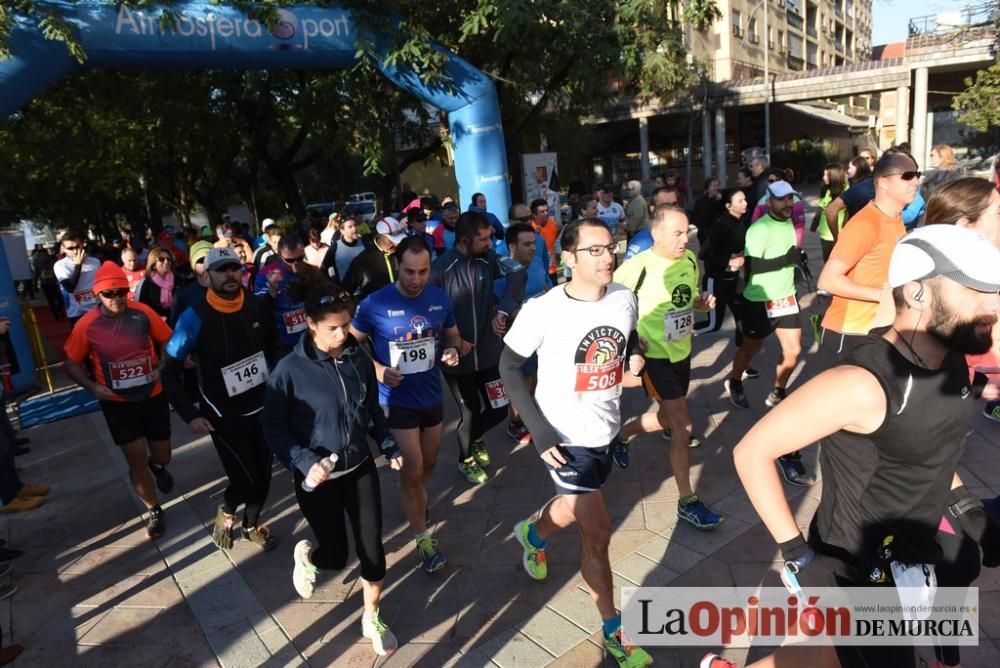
954 61 1000 134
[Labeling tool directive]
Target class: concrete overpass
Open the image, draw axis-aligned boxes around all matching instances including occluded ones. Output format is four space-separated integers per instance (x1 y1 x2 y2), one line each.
587 25 997 185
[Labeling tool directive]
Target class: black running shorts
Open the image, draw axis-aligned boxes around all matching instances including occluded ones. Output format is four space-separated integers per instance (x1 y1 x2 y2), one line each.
386 403 444 430
544 444 614 495
738 296 800 340
100 392 171 446
641 357 691 401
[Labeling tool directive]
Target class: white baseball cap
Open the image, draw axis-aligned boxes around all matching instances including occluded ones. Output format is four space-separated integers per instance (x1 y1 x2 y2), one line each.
375 216 406 244
767 180 799 198
889 224 1000 291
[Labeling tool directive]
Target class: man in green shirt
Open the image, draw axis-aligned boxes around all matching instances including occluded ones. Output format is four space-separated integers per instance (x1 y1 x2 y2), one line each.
722 181 812 486
614 205 722 530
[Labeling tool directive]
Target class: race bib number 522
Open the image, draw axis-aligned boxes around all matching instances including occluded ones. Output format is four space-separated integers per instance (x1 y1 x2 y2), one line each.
108 357 153 390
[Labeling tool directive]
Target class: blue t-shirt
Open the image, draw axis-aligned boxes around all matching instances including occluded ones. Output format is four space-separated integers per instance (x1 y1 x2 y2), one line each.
352 283 456 409
625 228 653 259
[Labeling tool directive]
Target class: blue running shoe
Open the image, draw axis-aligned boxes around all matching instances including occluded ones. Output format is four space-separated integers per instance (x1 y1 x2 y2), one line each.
415 535 447 573
677 495 723 530
613 434 633 469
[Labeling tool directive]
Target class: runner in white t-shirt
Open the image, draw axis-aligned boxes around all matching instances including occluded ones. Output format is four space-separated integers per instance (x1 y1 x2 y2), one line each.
499 218 652 667
596 182 626 236
54 233 101 325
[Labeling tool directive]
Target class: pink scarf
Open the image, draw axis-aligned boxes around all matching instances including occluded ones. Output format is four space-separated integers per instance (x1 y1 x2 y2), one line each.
150 271 175 311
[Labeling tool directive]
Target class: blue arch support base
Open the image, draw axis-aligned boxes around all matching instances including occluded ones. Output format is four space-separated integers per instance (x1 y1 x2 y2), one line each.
0 2 511 392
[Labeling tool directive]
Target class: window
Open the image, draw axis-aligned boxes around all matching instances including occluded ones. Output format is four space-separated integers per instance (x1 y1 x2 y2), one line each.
768 27 775 49
778 30 786 53
748 17 759 43
732 10 743 37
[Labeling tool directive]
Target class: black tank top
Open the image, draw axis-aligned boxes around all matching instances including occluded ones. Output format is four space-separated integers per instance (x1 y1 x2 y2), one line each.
812 334 975 566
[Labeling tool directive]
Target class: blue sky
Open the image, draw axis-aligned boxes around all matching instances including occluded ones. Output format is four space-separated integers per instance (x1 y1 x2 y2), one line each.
871 0 981 44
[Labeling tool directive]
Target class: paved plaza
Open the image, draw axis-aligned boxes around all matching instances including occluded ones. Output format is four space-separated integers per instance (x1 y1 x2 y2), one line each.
5 231 1000 667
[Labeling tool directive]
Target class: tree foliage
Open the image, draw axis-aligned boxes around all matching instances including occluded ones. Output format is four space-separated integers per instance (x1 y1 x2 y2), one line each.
0 0 719 232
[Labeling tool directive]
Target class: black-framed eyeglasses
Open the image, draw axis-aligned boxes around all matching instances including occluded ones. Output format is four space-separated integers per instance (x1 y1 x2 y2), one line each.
99 289 128 299
571 243 617 257
887 170 922 181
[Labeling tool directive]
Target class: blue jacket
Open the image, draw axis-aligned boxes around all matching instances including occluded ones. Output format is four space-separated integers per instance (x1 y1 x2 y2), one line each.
253 258 306 348
261 333 398 477
468 205 506 239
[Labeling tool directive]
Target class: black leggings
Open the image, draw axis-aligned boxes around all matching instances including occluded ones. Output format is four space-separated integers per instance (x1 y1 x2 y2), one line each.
294 456 385 581
208 413 273 528
444 367 508 460
694 274 743 347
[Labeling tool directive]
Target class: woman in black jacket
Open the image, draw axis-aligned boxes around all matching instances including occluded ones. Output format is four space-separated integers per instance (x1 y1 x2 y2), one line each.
261 275 401 656
695 188 748 344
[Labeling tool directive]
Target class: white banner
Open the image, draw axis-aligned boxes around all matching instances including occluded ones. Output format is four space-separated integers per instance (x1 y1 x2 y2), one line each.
623 586 979 647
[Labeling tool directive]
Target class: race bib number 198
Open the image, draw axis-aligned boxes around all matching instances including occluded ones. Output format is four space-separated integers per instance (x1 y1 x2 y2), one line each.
388 338 435 375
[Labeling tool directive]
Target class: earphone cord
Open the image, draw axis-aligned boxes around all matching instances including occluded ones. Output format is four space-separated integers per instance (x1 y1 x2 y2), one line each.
892 306 927 368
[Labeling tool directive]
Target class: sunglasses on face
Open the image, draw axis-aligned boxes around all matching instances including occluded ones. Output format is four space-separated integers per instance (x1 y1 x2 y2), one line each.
888 171 922 181
63 245 83 252
100 289 128 299
573 243 618 257
281 255 305 264
156 256 173 263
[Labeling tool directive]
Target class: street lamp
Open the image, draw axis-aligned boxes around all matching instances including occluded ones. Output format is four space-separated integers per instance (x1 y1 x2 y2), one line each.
745 0 771 158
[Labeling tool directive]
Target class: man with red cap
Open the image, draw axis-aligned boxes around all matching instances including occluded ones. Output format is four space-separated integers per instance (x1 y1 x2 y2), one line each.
64 262 175 539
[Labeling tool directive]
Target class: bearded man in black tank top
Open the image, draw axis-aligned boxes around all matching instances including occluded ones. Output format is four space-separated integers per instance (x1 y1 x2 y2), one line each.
721 225 1000 668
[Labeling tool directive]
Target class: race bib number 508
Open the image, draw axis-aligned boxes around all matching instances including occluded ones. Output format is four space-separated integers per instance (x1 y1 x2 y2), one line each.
574 359 624 398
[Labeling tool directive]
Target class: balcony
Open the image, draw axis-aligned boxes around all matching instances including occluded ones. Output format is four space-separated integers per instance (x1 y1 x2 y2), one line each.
732 25 744 38
787 55 804 70
749 32 760 44
786 13 803 30
768 39 775 50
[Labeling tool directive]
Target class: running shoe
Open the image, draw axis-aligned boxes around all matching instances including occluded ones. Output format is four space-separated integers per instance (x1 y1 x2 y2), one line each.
458 457 487 484
677 495 723 530
470 439 491 467
361 607 398 655
292 539 319 598
741 367 760 380
613 434 633 469
17 483 49 497
243 525 280 551
700 653 738 668
765 387 787 408
212 505 236 550
724 378 749 409
507 420 532 445
146 506 166 539
513 520 548 580
603 625 653 667
778 454 816 487
416 534 447 573
984 404 1000 424
662 429 702 448
148 458 175 494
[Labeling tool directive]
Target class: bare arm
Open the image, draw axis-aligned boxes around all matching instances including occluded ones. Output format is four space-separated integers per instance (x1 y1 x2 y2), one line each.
816 256 884 303
65 358 115 400
733 365 886 544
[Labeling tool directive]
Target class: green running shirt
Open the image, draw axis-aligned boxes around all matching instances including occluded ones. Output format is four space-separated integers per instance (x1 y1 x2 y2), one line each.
614 248 699 362
744 213 797 303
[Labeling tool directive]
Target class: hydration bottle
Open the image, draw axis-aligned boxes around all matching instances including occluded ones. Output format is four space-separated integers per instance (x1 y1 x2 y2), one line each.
301 453 339 492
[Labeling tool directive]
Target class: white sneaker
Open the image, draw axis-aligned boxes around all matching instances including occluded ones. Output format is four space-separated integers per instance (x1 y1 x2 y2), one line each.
362 608 398 655
292 539 318 599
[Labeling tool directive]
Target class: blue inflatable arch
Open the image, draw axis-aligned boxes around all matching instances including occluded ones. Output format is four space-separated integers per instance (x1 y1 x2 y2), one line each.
0 1 511 392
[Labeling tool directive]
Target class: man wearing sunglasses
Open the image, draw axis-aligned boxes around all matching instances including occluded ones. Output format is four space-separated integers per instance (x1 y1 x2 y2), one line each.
818 152 917 362
255 234 312 356
163 248 280 552
64 262 175 539
55 233 102 327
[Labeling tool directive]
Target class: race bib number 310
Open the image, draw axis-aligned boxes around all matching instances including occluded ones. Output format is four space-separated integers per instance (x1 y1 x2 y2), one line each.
485 378 509 409
221 351 268 397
